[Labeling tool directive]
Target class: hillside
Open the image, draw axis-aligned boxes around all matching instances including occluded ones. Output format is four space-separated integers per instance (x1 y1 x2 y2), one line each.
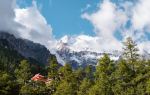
0 32 52 65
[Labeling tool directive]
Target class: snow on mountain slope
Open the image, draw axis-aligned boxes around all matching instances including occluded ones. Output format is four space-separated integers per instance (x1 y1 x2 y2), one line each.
53 35 150 67
56 35 122 52
54 36 122 67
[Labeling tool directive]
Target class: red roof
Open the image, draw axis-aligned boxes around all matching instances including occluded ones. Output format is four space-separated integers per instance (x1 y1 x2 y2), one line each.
31 73 47 82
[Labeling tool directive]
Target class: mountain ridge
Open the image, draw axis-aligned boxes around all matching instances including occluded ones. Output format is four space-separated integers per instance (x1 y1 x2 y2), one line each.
55 39 121 68
0 32 52 64
55 36 150 68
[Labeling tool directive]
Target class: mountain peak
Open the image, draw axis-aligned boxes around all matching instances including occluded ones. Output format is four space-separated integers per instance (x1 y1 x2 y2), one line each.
60 35 70 44
56 41 69 51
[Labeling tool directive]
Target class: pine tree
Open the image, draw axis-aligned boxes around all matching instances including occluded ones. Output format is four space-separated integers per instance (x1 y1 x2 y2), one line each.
88 54 114 95
20 81 47 95
112 37 144 95
146 78 150 94
46 56 60 94
0 71 19 95
84 65 94 79
112 59 133 95
15 60 32 85
123 37 139 71
77 78 92 95
47 56 59 79
58 63 73 81
54 64 77 95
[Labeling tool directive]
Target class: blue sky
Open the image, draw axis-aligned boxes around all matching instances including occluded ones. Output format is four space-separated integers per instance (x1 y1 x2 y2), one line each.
17 0 101 38
9 0 150 52
16 0 137 40
1 0 150 52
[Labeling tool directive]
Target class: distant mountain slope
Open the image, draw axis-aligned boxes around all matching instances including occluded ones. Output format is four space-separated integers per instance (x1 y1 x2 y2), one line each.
0 39 23 65
56 47 120 68
56 38 121 68
0 32 52 64
55 36 150 68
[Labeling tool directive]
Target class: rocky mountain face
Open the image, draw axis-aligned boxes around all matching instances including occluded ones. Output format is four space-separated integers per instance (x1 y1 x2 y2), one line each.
55 36 150 68
56 40 121 68
0 32 52 64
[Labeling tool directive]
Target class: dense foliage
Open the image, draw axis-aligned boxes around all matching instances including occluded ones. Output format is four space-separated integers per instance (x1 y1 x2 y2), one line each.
1 37 150 95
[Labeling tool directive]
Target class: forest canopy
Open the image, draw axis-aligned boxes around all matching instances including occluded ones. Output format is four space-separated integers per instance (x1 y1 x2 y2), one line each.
0 37 150 95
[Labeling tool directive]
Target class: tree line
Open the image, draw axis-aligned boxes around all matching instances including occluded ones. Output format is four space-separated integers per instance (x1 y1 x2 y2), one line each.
1 37 150 95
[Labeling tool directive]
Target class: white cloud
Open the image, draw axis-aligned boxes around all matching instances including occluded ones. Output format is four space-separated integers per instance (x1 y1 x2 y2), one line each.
57 0 150 54
78 0 150 53
80 0 128 52
82 0 127 38
0 0 22 36
0 0 55 49
70 35 101 52
138 42 150 54
128 0 150 53
15 1 54 47
132 0 150 31
81 4 91 12
58 34 122 53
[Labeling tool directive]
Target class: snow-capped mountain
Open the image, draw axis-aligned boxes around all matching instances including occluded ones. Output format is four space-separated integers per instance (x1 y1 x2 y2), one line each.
55 35 150 68
55 35 121 68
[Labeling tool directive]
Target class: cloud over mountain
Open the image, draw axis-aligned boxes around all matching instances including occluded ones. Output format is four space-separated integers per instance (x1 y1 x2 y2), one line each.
81 0 126 51
79 0 150 53
0 0 22 36
0 0 55 49
15 1 55 47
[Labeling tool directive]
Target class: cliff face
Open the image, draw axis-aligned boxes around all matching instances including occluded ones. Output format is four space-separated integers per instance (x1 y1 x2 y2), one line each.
0 32 52 64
